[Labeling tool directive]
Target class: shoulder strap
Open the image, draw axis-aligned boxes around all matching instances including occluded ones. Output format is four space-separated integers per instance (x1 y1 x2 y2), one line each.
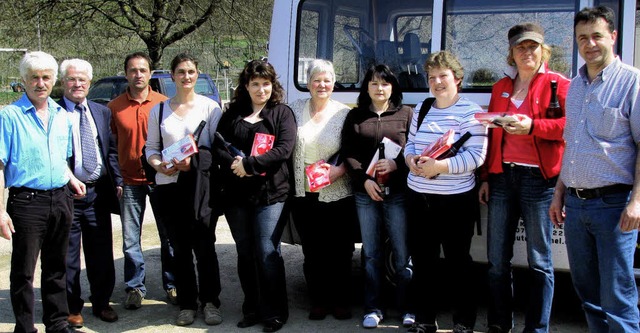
159 101 164 150
417 97 436 130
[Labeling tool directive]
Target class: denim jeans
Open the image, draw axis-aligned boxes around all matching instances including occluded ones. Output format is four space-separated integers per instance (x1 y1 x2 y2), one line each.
355 191 411 315
564 191 639 333
8 186 73 333
407 189 477 328
120 184 175 295
487 166 555 333
225 200 289 322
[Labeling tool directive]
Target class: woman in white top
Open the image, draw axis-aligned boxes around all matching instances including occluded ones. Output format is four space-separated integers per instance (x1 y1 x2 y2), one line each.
145 53 223 327
289 59 355 321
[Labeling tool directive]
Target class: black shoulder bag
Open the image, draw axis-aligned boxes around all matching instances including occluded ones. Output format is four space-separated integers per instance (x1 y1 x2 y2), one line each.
141 102 164 184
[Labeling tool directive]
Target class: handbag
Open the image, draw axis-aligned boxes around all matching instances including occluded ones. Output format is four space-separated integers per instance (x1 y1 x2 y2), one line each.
141 102 164 184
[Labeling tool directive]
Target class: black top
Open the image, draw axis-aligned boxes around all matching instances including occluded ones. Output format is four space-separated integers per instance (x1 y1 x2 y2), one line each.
214 103 297 205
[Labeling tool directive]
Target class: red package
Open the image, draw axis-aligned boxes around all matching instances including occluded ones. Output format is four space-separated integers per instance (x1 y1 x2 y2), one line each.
251 133 275 156
251 133 275 176
421 128 455 159
305 160 331 192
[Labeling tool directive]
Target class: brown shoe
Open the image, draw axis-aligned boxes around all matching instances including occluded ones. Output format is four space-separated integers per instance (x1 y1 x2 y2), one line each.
67 313 84 328
93 305 119 322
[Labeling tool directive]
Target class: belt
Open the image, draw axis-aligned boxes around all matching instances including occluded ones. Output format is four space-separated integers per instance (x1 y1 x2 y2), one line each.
567 184 632 200
503 162 539 170
84 181 98 188
9 186 65 196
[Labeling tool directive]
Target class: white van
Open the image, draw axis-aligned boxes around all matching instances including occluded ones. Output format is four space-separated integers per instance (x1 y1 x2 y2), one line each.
268 0 640 275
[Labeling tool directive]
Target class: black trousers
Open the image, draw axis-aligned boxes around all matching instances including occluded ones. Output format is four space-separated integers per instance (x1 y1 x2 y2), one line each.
8 186 73 333
66 179 116 314
407 189 478 328
155 183 221 311
291 194 355 309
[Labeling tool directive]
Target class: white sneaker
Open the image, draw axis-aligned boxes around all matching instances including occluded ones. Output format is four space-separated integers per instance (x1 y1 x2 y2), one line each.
402 313 416 327
362 312 382 328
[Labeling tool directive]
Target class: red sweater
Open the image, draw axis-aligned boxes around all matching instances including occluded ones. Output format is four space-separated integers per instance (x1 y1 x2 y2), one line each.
482 64 570 180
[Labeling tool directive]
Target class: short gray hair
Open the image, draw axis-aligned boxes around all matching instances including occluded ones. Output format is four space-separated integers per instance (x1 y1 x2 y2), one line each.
19 51 58 82
60 58 93 81
306 59 336 84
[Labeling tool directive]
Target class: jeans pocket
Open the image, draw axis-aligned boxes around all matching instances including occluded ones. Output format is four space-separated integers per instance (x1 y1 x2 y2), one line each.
601 192 629 206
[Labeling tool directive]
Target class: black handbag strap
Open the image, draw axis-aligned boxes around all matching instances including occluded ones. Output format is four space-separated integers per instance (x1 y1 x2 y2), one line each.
416 97 436 130
158 101 164 150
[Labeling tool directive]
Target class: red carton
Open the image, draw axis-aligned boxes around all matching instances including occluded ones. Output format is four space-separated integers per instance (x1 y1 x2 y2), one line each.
305 160 331 192
251 133 275 176
421 128 455 159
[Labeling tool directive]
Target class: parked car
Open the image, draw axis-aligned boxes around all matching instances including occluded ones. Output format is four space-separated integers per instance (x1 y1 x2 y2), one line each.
87 70 221 105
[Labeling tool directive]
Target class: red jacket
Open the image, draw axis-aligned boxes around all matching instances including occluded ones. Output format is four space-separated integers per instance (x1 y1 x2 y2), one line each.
482 63 570 180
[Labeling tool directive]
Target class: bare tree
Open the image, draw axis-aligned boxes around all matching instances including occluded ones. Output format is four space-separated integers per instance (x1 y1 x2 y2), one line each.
27 0 220 69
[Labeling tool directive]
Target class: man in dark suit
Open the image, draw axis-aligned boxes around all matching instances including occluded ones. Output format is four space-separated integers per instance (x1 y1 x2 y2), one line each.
58 59 123 327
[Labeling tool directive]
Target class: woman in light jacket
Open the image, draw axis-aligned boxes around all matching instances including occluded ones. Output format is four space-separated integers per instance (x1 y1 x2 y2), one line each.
146 53 223 327
289 59 355 321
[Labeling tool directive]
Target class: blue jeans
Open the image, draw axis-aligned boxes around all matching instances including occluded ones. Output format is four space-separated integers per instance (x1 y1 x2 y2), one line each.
355 191 411 315
487 166 555 333
225 201 289 322
120 184 175 295
564 191 639 333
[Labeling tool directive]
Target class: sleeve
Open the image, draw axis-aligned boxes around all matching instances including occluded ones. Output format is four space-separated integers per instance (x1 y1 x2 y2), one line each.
243 105 297 176
203 101 223 148
145 103 162 160
392 106 413 175
530 74 569 140
446 104 488 174
404 103 421 158
104 108 123 187
0 109 10 166
341 109 372 189
211 110 236 168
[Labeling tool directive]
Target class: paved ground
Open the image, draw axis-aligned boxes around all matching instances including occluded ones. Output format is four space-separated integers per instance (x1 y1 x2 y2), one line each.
0 194 589 333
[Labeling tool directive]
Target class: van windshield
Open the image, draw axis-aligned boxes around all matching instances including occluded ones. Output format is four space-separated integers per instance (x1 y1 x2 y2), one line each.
296 0 576 92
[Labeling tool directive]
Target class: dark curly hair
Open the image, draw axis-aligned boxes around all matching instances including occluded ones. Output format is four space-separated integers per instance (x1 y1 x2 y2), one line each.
230 60 285 113
357 64 403 109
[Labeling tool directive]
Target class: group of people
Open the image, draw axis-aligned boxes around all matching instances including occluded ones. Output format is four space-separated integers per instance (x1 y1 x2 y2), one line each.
0 5 638 333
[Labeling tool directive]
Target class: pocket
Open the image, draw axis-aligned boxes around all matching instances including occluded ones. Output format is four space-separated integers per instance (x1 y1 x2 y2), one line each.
601 191 629 206
585 103 628 140
8 192 34 209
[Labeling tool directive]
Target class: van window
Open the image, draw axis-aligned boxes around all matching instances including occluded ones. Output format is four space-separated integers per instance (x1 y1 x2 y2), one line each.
443 0 575 89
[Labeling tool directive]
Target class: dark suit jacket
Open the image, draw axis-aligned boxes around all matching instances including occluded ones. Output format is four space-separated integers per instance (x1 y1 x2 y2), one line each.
59 98 123 214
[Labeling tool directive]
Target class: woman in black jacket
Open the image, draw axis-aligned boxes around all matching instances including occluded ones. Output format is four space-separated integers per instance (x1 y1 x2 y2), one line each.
213 60 296 333
342 64 413 329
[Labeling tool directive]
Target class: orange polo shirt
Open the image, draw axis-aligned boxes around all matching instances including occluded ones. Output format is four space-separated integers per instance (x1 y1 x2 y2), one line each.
109 87 168 185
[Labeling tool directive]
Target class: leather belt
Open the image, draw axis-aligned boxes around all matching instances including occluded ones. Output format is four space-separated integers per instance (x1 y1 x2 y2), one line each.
567 184 632 200
9 186 65 196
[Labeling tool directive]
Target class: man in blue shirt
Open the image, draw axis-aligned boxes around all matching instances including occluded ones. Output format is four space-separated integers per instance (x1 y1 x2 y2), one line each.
0 51 86 333
549 6 640 333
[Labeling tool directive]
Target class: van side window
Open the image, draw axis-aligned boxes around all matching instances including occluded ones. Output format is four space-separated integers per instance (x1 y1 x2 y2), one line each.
443 0 575 88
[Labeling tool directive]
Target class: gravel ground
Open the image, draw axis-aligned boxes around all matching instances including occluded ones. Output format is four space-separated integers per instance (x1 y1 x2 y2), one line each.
0 193 588 332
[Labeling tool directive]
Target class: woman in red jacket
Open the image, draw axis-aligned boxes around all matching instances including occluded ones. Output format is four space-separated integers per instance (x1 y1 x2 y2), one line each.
478 23 570 333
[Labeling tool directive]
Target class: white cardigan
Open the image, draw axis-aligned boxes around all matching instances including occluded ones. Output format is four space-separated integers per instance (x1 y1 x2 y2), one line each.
289 98 352 202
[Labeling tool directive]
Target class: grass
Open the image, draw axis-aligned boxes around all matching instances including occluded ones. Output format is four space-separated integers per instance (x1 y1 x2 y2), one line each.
0 91 22 105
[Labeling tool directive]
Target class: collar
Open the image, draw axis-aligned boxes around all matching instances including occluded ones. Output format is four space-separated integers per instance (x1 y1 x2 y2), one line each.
125 86 153 103
578 56 620 84
16 94 62 115
63 96 88 112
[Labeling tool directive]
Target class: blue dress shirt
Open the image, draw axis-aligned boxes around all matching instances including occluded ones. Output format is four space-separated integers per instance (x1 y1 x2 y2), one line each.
0 94 73 190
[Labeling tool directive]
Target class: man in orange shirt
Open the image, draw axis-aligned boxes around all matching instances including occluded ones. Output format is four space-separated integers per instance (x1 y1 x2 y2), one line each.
109 52 176 309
